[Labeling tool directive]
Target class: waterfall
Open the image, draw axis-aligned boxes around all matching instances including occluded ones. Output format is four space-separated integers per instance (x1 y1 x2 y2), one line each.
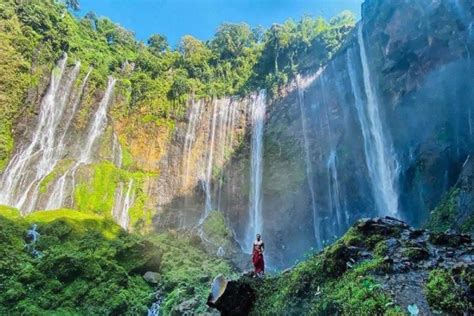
326 150 347 233
45 77 116 211
57 68 92 156
0 55 81 213
112 180 135 229
25 224 42 257
216 98 238 212
112 132 123 168
347 26 400 217
80 77 117 163
182 99 203 188
296 75 321 248
320 75 347 235
202 99 219 218
244 90 267 251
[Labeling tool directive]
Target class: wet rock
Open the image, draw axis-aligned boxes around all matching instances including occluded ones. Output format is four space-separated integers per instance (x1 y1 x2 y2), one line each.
174 297 200 314
429 232 471 248
207 275 255 315
143 271 160 284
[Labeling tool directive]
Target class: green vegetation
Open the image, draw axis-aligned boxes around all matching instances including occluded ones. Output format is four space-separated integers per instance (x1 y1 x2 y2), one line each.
426 188 460 232
425 268 474 314
152 233 236 314
251 225 399 315
0 208 156 314
71 161 154 229
202 210 233 246
426 187 474 234
0 207 235 314
0 0 355 168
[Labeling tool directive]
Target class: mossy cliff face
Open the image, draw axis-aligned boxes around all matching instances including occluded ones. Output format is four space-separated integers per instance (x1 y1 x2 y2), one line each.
209 217 474 315
426 155 474 235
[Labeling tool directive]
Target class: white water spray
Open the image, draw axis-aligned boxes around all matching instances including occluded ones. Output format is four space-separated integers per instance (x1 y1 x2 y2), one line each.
0 55 82 213
182 99 203 187
296 75 321 248
244 90 267 251
112 180 135 229
45 77 116 210
347 27 400 217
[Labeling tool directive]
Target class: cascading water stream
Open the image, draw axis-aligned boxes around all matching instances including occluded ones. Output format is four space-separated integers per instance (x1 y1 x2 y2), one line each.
296 75 321 248
326 150 346 233
45 77 116 210
202 100 219 219
112 179 135 229
320 75 346 235
81 77 117 163
112 132 123 168
244 90 267 251
0 55 82 213
347 26 400 218
182 99 203 188
56 68 92 157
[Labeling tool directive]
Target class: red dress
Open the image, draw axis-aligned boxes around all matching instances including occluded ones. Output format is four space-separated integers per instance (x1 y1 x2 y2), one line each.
252 243 264 274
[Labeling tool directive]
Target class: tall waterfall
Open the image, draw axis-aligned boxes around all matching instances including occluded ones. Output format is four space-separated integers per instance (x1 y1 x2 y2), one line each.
348 26 400 217
202 100 219 218
296 75 321 248
45 77 116 210
112 180 135 229
182 99 203 188
81 77 117 163
0 55 81 213
216 99 239 212
326 150 346 233
196 97 243 222
244 90 267 251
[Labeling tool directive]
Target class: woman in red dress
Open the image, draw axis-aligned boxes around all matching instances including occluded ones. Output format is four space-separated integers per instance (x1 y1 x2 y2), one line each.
251 234 265 277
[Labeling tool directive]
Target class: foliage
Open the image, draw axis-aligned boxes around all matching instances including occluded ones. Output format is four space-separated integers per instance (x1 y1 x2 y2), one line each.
73 161 153 229
425 268 473 314
0 208 235 315
202 210 233 246
425 187 474 234
151 233 236 314
0 209 157 315
148 34 169 55
0 0 355 130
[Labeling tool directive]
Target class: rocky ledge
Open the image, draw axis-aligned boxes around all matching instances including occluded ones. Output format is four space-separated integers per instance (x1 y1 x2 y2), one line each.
208 217 473 315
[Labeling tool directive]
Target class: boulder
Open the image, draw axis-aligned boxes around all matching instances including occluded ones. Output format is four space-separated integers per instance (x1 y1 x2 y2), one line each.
207 274 255 315
143 271 160 284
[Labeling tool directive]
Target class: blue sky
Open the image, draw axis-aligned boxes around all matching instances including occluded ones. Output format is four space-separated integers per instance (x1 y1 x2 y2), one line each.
78 0 362 47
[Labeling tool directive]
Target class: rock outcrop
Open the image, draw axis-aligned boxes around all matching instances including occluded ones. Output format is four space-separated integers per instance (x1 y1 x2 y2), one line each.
208 217 474 315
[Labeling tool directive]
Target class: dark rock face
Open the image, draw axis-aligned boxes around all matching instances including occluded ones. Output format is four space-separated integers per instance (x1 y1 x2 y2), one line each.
207 275 256 315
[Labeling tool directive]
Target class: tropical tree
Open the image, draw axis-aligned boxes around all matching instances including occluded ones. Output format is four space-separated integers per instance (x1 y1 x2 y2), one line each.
148 34 169 55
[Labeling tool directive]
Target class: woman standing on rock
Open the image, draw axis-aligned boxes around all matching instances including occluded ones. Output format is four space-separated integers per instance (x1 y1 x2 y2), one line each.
252 234 265 277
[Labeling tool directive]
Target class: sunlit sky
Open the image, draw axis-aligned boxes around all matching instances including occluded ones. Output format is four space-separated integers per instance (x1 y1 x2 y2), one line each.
78 0 363 47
